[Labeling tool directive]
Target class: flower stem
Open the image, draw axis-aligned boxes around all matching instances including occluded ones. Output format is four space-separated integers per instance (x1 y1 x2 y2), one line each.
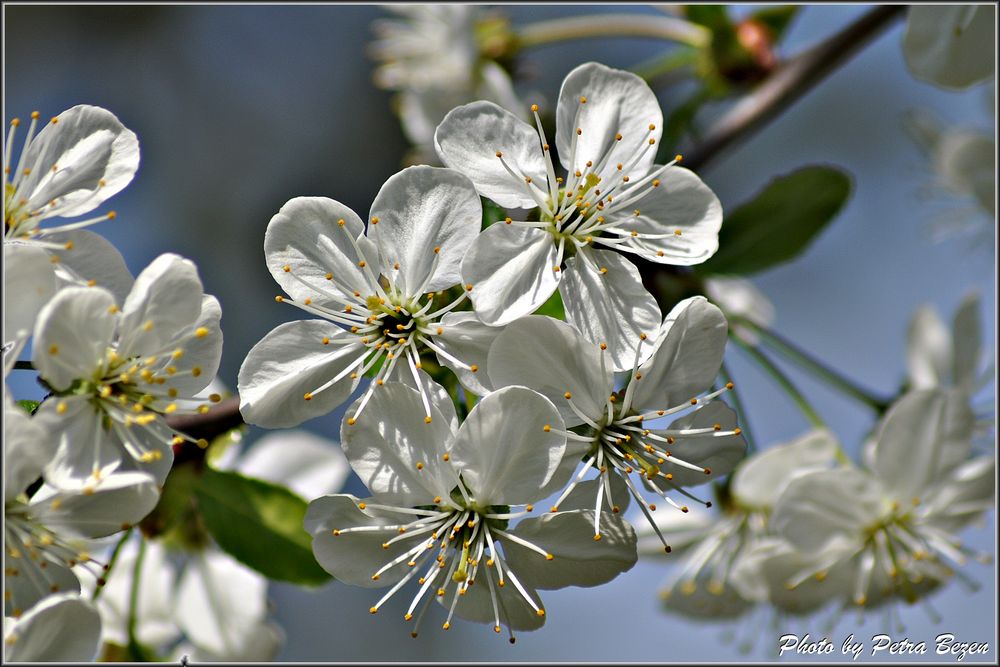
125 536 154 661
91 528 132 603
719 362 755 453
683 5 905 171
731 335 826 430
516 14 710 50
734 316 892 413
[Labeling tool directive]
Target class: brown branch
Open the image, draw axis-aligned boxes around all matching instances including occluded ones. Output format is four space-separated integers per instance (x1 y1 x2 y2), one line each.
165 395 243 442
683 5 906 172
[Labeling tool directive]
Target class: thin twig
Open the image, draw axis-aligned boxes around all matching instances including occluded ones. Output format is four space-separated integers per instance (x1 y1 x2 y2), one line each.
517 14 710 50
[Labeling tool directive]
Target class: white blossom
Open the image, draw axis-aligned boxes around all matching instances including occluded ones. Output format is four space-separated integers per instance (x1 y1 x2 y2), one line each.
306 383 636 639
30 254 223 486
435 62 722 369
903 6 996 90
239 165 501 429
488 297 746 550
3 593 102 661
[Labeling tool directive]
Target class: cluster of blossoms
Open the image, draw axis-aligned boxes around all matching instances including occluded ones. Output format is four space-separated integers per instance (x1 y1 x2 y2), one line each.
239 61 751 638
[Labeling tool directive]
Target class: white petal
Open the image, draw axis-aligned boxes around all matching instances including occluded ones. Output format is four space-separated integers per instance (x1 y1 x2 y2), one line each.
237 430 350 501
560 247 661 371
3 593 102 662
703 276 774 344
903 5 996 90
305 494 416 587
117 254 206 358
650 402 746 487
487 315 612 427
504 510 636 589
19 105 139 218
907 304 951 389
238 321 364 428
629 296 728 412
341 383 456 504
33 395 122 485
264 197 370 304
554 474 632 515
47 230 134 303
923 456 995 533
450 386 572 505
731 428 840 510
951 292 982 392
461 223 559 325
3 534 81 617
177 550 268 657
633 504 717 557
602 166 722 265
432 311 503 395
32 286 116 390
2 243 56 344
388 366 460 433
434 101 546 209
936 128 996 216
3 394 51 503
771 468 886 553
32 471 160 538
369 166 481 292
184 621 285 662
556 62 661 179
155 294 223 398
450 561 546 632
872 389 973 502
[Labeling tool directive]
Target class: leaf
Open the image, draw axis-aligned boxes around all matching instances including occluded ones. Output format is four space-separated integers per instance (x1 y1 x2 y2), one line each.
195 467 332 586
532 288 565 320
685 5 730 31
749 6 800 43
481 196 507 230
16 399 40 414
697 166 852 276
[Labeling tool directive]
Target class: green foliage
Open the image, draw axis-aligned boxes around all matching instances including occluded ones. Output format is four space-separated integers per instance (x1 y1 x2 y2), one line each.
194 468 332 586
749 6 800 43
532 289 565 320
481 196 507 230
697 166 853 276
139 463 210 550
15 399 39 414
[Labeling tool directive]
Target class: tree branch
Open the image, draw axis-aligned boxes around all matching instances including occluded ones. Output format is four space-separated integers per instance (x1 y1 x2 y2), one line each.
683 5 905 172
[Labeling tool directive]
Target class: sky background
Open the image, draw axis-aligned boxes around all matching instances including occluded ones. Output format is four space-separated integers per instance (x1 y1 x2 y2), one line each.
4 3 996 662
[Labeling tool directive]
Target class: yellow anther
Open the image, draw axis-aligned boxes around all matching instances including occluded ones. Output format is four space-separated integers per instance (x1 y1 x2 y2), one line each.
504 217 512 225
347 417 356 426
370 216 379 225
143 320 154 332
564 391 572 399
495 151 503 158
369 607 378 614
442 453 450 461
599 267 608 275
337 219 346 227
416 462 424 470
545 554 554 561
593 534 602 541
282 264 291 273
191 366 202 377
433 246 441 254
465 283 473 292
303 392 313 401
275 295 284 302
530 103 539 112
424 416 433 424
652 179 661 187
164 403 178 414
48 344 59 355
56 402 68 415
543 424 551 432
325 272 333 280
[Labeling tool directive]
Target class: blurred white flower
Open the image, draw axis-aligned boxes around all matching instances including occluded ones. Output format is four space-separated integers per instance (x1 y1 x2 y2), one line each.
4 396 159 618
30 254 222 486
488 298 746 549
435 62 722 367
3 593 102 661
903 5 996 90
772 389 993 609
703 276 775 345
638 429 841 618
370 6 525 163
307 383 636 639
239 166 500 429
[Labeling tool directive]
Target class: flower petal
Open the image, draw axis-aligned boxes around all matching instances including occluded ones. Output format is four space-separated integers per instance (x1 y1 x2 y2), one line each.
33 395 122 485
554 474 632 516
461 223 559 325
3 400 51 502
431 312 503 395
772 468 885 553
47 230 134 304
872 389 973 502
731 428 840 510
238 320 363 428
3 593 102 662
450 386 573 505
556 62 661 179
32 471 160 538
32 286 116 390
2 243 56 344
3 540 81 618
369 165 481 293
341 382 456 504
450 562 546 632
154 294 223 398
601 166 722 265
504 509 637 590
305 494 416 587
903 5 995 90
434 101 546 209
488 315 612 427
19 105 139 219
650 402 746 487
117 254 206 358
237 430 350 501
951 292 981 392
560 247 661 371
629 296 728 412
907 304 951 389
923 456 995 533
264 197 370 305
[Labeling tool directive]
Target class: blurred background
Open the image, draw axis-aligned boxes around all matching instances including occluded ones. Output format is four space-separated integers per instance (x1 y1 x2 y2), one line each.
4 4 995 662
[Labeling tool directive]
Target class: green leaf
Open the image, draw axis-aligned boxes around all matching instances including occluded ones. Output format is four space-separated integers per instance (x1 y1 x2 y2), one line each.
195 468 332 586
697 166 852 276
749 6 800 43
481 196 507 230
685 5 730 31
532 288 565 320
16 400 39 414
663 88 712 150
